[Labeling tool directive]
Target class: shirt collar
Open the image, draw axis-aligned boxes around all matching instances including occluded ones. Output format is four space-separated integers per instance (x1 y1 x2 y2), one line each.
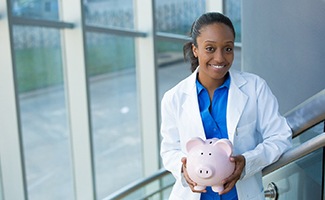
196 73 231 94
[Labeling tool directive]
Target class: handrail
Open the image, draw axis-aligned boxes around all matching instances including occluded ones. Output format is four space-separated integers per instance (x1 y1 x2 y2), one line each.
104 89 325 200
103 168 170 200
262 132 325 175
285 89 325 138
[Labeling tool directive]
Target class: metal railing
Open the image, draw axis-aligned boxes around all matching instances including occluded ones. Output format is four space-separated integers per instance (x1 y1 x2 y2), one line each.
285 89 325 137
263 89 325 174
103 168 171 200
263 131 325 176
106 89 325 200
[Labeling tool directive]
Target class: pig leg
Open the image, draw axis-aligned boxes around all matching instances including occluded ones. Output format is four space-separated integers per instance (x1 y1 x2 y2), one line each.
211 185 224 193
194 185 206 191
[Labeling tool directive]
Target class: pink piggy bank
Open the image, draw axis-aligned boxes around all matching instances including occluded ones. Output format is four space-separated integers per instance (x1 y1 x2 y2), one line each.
186 137 235 193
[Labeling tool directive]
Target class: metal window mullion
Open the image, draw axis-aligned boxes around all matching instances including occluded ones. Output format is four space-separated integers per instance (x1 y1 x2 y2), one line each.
155 32 191 43
60 0 95 200
85 25 146 37
11 16 74 29
206 0 224 13
0 0 27 200
134 0 160 177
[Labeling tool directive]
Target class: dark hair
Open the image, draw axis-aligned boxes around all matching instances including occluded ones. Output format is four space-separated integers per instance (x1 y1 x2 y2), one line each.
183 12 236 72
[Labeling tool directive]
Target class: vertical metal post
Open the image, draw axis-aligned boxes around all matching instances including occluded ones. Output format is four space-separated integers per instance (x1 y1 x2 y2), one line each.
61 0 95 199
0 0 27 199
206 0 224 13
134 0 160 177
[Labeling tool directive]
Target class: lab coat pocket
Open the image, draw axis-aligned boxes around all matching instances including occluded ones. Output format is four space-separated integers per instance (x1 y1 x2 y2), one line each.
235 120 256 136
234 120 259 151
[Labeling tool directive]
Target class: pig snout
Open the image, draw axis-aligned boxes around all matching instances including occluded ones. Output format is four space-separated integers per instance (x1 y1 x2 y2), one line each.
196 165 213 178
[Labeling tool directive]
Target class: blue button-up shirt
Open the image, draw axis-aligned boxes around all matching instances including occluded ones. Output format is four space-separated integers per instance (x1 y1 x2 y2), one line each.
196 74 238 200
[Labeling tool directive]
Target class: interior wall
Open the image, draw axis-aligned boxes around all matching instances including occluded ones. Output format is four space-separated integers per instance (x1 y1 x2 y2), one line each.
241 0 325 114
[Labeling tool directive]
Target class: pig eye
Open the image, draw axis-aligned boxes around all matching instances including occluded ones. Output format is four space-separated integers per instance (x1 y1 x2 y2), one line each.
200 152 204 155
209 141 213 144
209 153 212 155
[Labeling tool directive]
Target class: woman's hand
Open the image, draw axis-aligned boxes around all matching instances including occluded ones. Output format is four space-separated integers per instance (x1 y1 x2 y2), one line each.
181 157 207 193
219 155 246 195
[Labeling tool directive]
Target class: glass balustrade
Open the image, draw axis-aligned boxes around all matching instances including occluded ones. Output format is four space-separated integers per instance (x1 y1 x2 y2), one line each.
262 121 324 200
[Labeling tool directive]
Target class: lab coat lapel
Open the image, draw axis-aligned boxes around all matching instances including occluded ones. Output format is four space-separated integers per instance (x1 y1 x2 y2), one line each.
181 69 206 139
227 70 248 142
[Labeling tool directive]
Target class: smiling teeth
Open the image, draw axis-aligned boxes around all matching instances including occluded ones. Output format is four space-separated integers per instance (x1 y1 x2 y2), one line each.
212 65 225 69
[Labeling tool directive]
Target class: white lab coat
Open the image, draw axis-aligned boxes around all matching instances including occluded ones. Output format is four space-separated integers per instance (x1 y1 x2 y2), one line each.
160 68 292 200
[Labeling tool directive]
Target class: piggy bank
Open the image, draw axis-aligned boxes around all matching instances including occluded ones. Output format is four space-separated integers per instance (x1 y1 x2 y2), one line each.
186 137 235 193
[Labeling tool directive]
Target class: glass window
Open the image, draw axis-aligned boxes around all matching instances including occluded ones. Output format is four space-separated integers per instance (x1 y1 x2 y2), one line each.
155 0 206 98
263 148 323 200
224 0 242 43
85 32 142 199
156 40 191 100
11 0 59 20
155 0 206 35
155 1 206 162
84 0 134 29
12 25 75 200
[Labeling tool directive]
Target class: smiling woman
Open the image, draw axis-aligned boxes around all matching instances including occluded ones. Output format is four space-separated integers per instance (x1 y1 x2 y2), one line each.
191 23 235 91
160 12 292 200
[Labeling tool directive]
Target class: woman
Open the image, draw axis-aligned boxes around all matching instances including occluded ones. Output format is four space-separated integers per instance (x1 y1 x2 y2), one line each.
160 12 292 200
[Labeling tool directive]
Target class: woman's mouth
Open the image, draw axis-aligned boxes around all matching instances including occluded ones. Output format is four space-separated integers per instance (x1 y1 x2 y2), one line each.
210 64 226 69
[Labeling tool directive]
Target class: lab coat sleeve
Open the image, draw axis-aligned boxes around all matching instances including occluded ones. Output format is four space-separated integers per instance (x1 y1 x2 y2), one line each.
242 79 292 179
160 91 187 186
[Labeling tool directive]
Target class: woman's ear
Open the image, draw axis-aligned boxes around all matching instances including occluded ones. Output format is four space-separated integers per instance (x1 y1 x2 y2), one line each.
192 44 198 58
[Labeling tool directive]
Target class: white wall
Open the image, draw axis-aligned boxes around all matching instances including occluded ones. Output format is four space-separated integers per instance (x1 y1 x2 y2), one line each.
241 0 325 113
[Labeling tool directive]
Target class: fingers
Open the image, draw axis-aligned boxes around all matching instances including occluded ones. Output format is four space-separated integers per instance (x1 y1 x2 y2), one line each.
181 157 187 169
219 155 246 195
181 157 195 186
181 157 206 193
220 181 236 194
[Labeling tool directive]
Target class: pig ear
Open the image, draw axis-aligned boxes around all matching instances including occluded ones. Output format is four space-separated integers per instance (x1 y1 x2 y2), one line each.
214 139 233 156
186 137 204 152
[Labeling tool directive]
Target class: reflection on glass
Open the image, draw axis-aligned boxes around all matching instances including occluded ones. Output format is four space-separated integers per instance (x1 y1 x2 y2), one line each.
13 26 74 200
156 40 191 101
224 0 242 43
263 149 323 200
263 122 324 199
155 0 206 35
293 122 324 147
84 0 134 29
85 32 142 199
11 0 59 20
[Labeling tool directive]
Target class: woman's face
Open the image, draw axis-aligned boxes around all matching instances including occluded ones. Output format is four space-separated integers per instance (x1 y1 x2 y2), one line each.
192 23 234 87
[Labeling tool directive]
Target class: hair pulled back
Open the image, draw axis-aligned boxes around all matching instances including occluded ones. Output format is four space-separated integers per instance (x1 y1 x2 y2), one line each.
183 12 236 72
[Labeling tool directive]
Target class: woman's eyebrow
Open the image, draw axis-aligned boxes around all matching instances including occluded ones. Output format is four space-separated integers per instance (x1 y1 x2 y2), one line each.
203 40 234 44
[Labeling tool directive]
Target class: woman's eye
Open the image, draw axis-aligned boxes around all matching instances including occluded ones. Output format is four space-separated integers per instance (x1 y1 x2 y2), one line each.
225 47 233 52
206 47 214 52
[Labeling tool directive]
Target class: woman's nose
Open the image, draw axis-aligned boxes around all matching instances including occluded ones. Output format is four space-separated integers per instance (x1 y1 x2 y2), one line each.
214 49 226 63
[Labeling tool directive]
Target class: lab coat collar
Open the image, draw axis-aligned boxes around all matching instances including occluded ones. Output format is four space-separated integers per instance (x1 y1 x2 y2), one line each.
180 67 249 143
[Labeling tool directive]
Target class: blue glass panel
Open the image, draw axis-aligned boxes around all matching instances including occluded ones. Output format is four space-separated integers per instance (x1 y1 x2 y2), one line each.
224 0 242 43
85 32 142 199
155 0 206 35
84 0 134 29
13 25 75 200
11 0 59 20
